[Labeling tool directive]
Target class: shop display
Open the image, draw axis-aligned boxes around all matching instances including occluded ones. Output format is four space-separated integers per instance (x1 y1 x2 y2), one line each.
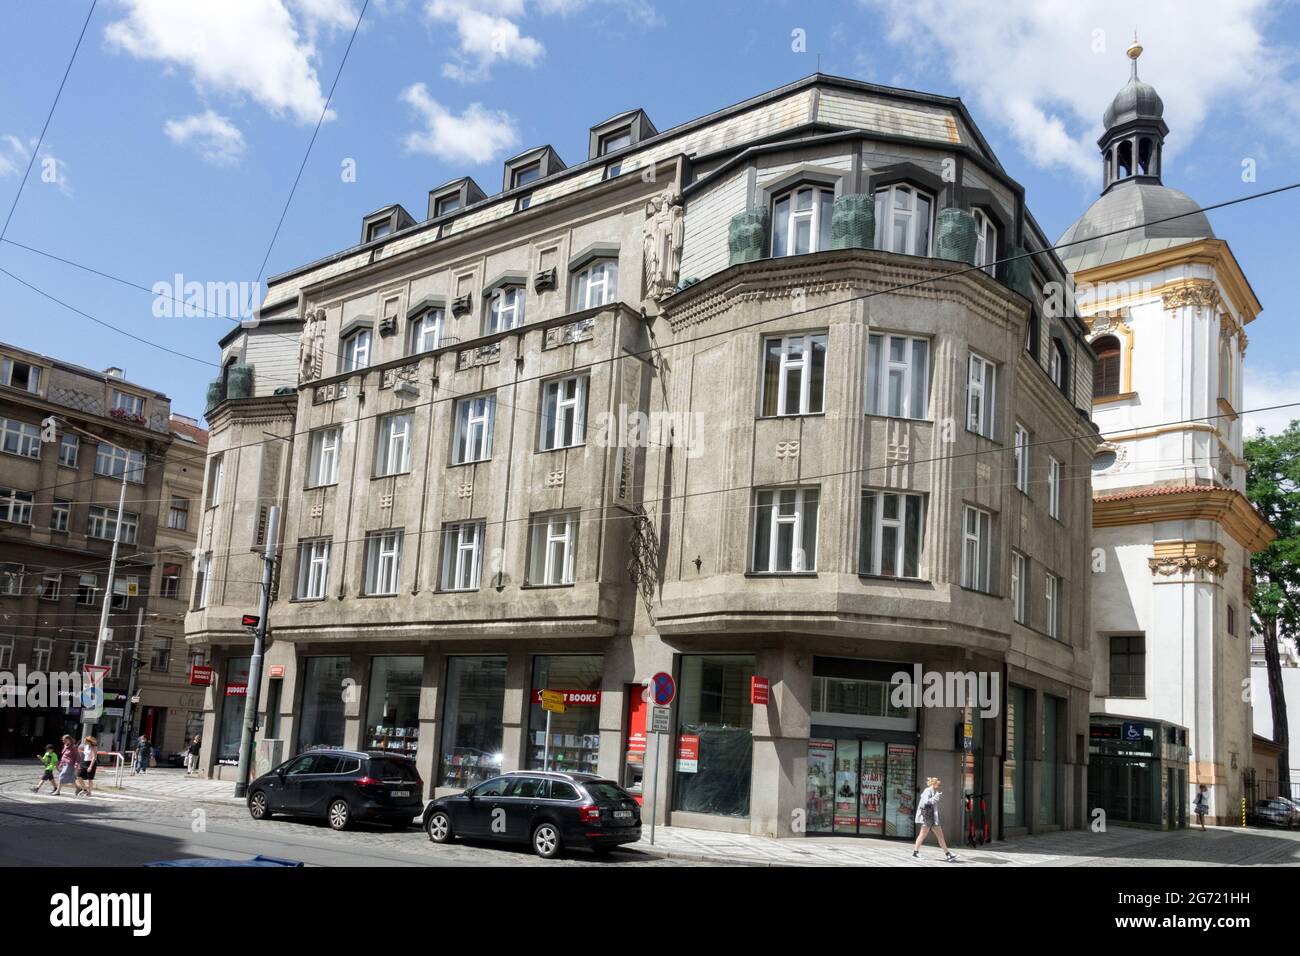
367 724 419 754
805 739 835 833
885 743 917 837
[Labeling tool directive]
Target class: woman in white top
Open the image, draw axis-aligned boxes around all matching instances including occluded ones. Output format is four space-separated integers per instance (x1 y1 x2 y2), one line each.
912 776 957 861
76 736 98 797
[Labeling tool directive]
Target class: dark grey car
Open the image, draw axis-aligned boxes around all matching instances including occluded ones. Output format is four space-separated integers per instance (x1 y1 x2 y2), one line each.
247 749 423 831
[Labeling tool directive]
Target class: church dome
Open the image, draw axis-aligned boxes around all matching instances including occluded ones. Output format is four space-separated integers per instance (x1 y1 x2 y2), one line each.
1057 180 1214 272
1103 76 1164 129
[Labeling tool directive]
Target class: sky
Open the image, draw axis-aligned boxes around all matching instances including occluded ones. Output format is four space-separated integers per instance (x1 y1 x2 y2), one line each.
1 0 1298 433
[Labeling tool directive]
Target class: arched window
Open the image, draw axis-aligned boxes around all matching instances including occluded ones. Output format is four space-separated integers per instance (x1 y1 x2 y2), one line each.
1218 337 1233 402
1117 140 1133 179
1104 148 1114 184
1049 339 1069 394
1138 138 1153 176
1092 334 1122 398
771 184 833 257
972 209 998 276
874 183 933 256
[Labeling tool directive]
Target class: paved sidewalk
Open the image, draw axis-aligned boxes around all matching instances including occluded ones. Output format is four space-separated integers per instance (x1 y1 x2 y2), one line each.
77 765 244 806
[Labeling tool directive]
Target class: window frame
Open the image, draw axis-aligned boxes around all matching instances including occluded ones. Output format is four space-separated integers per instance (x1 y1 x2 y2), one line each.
865 332 930 420
771 183 834 258
1108 635 1146 698
49 498 70 533
341 328 372 373
527 511 578 586
859 489 925 579
571 259 619 311
87 505 138 544
752 486 820 574
1013 423 1030 493
966 353 997 439
1011 551 1027 624
307 427 341 488
296 538 331 601
440 521 485 592
58 433 79 468
94 443 146 483
1048 456 1062 520
1 417 42 459
374 412 414 478
0 487 34 525
972 208 998 276
486 285 526 334
1 357 41 393
960 505 993 593
363 530 403 596
206 453 224 509
1045 571 1061 639
539 374 588 451
452 394 495 465
761 333 827 418
874 182 934 256
409 307 444 355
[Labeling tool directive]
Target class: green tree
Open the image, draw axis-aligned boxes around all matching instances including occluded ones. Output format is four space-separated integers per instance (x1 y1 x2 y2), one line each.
1245 422 1300 789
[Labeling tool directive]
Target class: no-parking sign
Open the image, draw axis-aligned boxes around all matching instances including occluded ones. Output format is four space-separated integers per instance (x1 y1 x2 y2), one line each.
651 672 675 706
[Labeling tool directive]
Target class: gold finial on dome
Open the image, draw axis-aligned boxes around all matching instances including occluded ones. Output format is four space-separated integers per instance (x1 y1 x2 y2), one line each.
1126 32 1143 78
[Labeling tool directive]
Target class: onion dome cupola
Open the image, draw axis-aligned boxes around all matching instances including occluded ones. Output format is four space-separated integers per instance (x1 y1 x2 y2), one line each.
1099 36 1168 191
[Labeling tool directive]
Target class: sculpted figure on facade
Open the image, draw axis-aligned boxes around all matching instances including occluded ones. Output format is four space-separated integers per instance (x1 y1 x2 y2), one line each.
643 193 684 301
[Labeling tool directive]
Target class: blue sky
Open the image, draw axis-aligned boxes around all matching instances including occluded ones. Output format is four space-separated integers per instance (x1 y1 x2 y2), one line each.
2 0 1298 430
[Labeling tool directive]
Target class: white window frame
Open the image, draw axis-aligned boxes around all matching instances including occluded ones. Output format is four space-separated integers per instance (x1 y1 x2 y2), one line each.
31 638 52 672
487 285 526 334
1049 342 1064 389
111 574 139 611
58 434 78 467
572 260 619 311
972 208 998 276
1 357 41 393
111 389 145 416
453 395 495 464
540 375 588 450
865 333 930 419
752 487 819 574
441 521 484 591
77 574 98 606
50 499 70 533
1011 551 1027 624
1048 456 1062 520
194 554 212 609
0 487 33 525
296 539 331 600
410 308 444 354
874 183 934 256
68 641 88 673
771 184 834 257
342 328 371 372
87 506 137 544
206 453 224 508
1045 572 1061 639
762 333 827 417
374 413 413 477
859 490 925 578
528 512 578 586
39 574 60 602
94 444 146 483
364 531 403 596
961 505 993 593
966 353 997 439
1013 423 1030 493
0 563 22 596
308 427 340 487
1 418 42 459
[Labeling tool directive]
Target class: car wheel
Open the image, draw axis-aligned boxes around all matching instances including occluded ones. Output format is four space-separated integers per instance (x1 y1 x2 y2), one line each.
532 822 562 859
327 799 351 831
426 810 453 844
248 790 272 821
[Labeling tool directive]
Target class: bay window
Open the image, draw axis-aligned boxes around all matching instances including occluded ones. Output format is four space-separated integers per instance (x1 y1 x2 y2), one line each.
859 490 924 578
966 353 997 438
771 184 833 257
865 333 929 419
874 183 933 256
960 505 993 593
761 333 826 417
527 511 578 586
752 487 819 573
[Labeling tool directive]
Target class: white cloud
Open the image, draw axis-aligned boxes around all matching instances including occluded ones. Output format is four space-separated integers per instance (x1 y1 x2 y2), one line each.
1244 366 1300 437
859 0 1300 181
0 135 27 178
164 111 248 167
426 0 544 82
105 0 331 124
400 83 520 164
290 0 360 36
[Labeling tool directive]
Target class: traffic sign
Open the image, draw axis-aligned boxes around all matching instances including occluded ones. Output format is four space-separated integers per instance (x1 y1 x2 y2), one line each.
651 672 675 706
1122 721 1145 742
241 614 260 628
540 690 566 714
650 705 671 734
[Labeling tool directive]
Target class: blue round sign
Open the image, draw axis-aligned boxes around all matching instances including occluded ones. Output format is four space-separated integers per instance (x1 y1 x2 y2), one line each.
652 672 675 706
80 685 102 710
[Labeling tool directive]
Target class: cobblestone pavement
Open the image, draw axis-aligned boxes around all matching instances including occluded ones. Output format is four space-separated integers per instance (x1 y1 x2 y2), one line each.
2 762 1296 866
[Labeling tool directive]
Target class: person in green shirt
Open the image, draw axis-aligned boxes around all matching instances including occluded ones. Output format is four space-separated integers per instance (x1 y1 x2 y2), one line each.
32 744 60 794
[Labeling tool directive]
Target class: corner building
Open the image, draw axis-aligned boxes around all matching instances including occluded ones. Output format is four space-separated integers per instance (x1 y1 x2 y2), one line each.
187 75 1099 840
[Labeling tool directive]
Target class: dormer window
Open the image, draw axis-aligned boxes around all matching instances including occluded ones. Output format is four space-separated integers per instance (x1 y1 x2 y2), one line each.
772 184 833 257
512 163 541 189
572 259 618 310
875 184 933 256
366 221 393 242
110 389 145 417
342 328 371 372
972 209 998 276
486 285 526 334
409 308 444 355
434 195 460 217
1 358 40 393
599 128 632 155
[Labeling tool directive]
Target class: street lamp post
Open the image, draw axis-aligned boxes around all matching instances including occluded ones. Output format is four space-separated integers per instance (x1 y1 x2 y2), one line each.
235 505 279 798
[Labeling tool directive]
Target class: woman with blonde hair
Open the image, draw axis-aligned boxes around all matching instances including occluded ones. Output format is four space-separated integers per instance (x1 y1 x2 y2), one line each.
912 776 957 861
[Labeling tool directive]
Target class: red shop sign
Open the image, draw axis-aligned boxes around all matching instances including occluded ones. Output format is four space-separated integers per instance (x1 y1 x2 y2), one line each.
531 689 602 706
225 682 248 697
750 675 770 705
189 665 213 687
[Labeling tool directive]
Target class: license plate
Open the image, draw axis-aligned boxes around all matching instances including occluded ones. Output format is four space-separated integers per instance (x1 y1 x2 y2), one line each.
391 790 410 798
614 809 632 820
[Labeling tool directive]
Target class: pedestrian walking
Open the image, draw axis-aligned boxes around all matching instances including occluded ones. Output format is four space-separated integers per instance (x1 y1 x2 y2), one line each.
1193 784 1209 831
32 745 59 794
186 734 201 776
912 776 957 861
56 735 76 794
75 736 98 797
134 735 151 775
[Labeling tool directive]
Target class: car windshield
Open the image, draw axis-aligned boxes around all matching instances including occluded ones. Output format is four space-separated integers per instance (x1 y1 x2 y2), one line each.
584 781 630 803
368 758 418 781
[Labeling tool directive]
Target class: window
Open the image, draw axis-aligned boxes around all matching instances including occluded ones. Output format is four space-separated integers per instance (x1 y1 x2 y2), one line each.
434 194 460 217
68 641 88 673
1049 340 1068 394
167 496 189 530
599 128 632 154
512 162 541 188
486 285 526 333
409 307 444 354
1048 457 1062 520
1109 636 1145 697
31 638 52 672
966 353 997 438
752 487 819 573
307 427 340 487
1011 551 1027 624
0 637 10 669
366 220 393 242
342 328 371 372
364 531 403 596
296 539 331 600
761 334 826 417
151 637 172 673
374 413 413 477
1 418 41 458
0 488 33 524
58 434 78 468
527 512 578 586
206 453 224 508
95 444 146 482
1045 572 1061 638
111 575 139 611
50 498 70 532
1093 335 1121 398
1227 604 1237 637
0 563 21 596
772 184 833 257
1 357 40 393
440 521 484 591
604 161 622 180
1013 424 1030 493
865 333 929 419
961 505 993 593
87 506 137 544
1218 338 1233 403
160 563 182 600
972 209 998 276
572 260 618 310
453 394 495 464
194 553 212 609
874 183 933 256
77 574 98 606
39 574 60 602
111 390 145 416
540 375 587 450
859 490 924 578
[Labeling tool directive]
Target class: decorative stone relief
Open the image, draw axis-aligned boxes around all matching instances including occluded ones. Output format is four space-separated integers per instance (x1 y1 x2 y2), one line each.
380 364 419 390
299 308 326 383
457 482 473 499
1148 555 1228 577
379 493 393 509
312 381 349 405
310 503 323 518
544 317 596 349
886 423 909 464
546 470 564 488
1161 280 1219 311
976 461 992 482
776 440 800 461
617 447 632 501
1087 310 1130 334
457 343 500 370
642 193 684 301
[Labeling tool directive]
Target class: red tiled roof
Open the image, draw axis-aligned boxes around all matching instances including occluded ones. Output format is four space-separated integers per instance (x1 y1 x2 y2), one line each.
169 415 209 448
1093 484 1207 503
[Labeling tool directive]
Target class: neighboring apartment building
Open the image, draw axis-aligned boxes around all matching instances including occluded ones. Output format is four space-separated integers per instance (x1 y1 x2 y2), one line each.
1250 632 1300 795
1067 43 1275 826
186 73 1099 841
0 344 173 757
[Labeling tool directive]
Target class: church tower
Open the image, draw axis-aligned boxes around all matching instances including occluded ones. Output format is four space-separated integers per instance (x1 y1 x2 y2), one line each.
1060 39 1275 826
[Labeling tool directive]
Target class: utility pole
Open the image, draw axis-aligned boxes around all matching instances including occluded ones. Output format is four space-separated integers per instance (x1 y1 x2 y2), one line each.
235 506 278 798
